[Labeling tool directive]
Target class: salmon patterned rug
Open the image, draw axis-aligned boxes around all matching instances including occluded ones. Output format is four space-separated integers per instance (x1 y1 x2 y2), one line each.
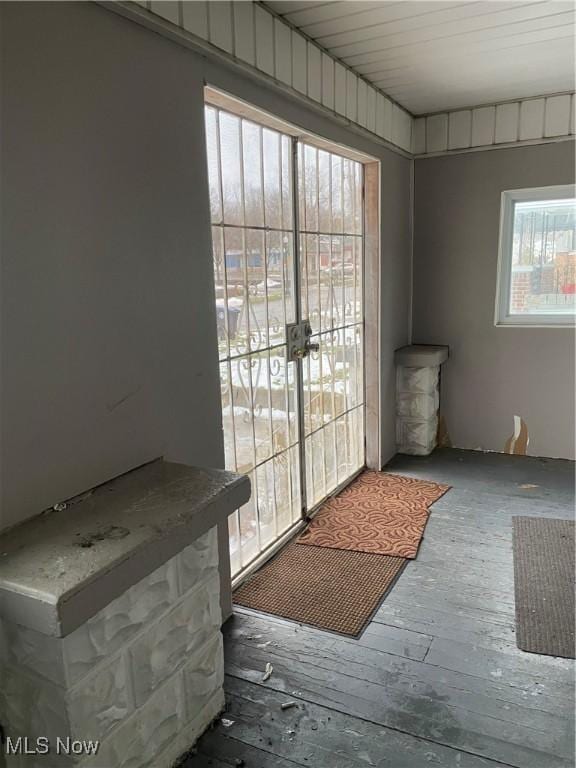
297 471 450 558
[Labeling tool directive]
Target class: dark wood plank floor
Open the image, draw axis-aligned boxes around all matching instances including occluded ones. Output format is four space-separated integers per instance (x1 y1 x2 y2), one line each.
184 449 575 768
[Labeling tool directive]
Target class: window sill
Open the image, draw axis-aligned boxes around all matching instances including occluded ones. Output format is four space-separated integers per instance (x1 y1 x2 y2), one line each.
494 317 576 328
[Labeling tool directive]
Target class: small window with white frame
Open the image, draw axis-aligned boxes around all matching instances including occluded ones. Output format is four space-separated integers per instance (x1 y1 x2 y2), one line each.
495 185 576 326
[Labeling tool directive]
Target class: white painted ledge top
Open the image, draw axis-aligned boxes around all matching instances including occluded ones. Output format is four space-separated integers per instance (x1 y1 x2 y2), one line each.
0 460 250 637
395 344 450 367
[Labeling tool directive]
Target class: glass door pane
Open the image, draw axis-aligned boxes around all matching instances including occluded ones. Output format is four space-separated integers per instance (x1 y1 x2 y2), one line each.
206 105 301 577
298 143 365 509
206 102 366 579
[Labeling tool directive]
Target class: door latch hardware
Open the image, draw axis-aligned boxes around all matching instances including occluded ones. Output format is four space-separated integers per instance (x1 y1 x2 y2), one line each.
286 320 319 361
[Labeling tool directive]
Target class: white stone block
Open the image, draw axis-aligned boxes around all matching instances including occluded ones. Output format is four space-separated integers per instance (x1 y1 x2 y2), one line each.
0 667 68 745
397 391 439 420
0 649 130 750
397 415 438 456
0 620 65 686
63 559 179 685
128 574 220 706
81 673 185 768
178 527 218 595
1 528 225 768
396 363 441 456
397 365 439 394
0 617 6 657
6 740 74 768
67 655 131 742
150 689 225 768
181 633 224 721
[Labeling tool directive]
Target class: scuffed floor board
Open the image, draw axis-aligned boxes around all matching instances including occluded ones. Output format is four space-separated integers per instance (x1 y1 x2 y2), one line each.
183 448 575 768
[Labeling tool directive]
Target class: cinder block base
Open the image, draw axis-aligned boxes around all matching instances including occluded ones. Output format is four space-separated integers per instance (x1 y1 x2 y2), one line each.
0 529 224 768
396 364 441 456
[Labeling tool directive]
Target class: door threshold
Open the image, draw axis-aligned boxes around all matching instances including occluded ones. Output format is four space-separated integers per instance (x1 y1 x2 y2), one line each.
231 519 306 591
305 465 366 522
231 465 366 591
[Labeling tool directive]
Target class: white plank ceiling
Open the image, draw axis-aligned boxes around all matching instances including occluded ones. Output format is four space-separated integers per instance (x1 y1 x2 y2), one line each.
264 1 576 115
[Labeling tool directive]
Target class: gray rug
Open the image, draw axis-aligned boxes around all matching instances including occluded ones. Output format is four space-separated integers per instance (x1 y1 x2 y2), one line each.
512 516 575 659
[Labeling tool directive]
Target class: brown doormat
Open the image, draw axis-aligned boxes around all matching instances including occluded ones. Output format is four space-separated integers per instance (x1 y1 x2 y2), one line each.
298 471 450 558
512 516 575 659
233 541 406 637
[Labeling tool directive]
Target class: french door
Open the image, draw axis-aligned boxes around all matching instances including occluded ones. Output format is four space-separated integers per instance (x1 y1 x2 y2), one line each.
205 102 365 578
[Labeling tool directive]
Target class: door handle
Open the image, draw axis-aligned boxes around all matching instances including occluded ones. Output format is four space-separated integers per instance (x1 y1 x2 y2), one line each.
293 341 319 359
287 320 319 361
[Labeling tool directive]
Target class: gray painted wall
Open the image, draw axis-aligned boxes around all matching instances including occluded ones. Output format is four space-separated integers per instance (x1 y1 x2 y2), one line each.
1 2 223 532
413 141 576 460
0 2 412 537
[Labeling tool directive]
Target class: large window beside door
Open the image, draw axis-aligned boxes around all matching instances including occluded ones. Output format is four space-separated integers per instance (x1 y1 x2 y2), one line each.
205 98 365 578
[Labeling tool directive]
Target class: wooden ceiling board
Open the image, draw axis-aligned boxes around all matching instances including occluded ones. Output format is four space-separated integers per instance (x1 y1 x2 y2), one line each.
314 1 530 48
329 2 572 58
265 0 576 113
354 13 575 75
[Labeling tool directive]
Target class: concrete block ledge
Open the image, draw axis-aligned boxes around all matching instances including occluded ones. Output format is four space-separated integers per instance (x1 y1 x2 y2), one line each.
394 344 449 367
0 460 250 637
